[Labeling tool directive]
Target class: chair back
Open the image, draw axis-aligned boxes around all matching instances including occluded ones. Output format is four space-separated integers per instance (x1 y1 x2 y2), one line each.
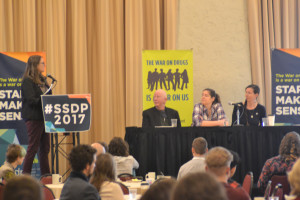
270 175 290 199
242 171 253 196
40 174 52 185
274 186 284 200
117 182 129 195
118 173 133 182
0 183 4 200
42 185 56 200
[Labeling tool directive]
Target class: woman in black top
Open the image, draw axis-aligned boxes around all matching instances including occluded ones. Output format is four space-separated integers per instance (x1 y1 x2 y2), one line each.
21 55 51 175
231 84 266 126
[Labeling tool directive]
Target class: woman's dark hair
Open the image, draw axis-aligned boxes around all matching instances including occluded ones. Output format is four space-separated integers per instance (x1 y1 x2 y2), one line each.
229 150 241 169
108 137 129 157
279 131 300 161
90 153 116 192
203 88 221 104
245 84 260 94
141 178 176 200
22 55 45 85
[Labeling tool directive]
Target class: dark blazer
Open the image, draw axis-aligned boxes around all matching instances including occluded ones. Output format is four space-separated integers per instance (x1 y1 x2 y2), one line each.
142 106 181 128
231 103 266 126
60 171 101 200
21 77 51 121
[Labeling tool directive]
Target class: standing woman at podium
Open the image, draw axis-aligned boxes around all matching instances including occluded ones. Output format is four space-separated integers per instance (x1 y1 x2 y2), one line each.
21 55 52 175
231 84 266 126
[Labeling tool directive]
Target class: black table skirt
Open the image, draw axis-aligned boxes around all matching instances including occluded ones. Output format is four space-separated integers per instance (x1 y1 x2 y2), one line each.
125 126 300 183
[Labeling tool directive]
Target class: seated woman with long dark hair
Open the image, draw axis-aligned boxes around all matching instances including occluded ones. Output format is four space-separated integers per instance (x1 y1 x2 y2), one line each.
258 132 300 192
231 84 266 126
192 88 227 127
90 153 124 200
108 137 139 176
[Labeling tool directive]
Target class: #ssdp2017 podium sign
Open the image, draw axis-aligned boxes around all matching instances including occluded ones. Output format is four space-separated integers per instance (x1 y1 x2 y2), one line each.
41 94 91 173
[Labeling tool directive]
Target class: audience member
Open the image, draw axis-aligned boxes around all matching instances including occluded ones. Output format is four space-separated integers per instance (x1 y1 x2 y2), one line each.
172 172 228 200
108 137 139 176
228 150 242 188
99 141 109 152
91 142 106 156
141 178 176 200
177 137 207 179
60 145 100 200
205 146 250 200
288 158 300 200
258 132 300 192
90 153 124 200
142 89 181 128
3 175 44 200
0 144 26 182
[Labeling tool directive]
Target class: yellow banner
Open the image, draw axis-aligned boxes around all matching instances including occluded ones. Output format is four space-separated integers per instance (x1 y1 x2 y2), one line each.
142 50 193 126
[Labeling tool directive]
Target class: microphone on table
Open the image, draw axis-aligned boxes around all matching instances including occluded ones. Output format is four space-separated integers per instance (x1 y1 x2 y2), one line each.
47 74 57 82
158 171 164 176
228 101 242 106
271 183 282 197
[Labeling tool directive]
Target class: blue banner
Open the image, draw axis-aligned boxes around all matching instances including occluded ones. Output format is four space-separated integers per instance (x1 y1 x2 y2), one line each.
271 49 300 124
0 52 46 178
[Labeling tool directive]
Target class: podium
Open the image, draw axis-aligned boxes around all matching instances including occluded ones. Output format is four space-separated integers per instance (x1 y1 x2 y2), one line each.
41 94 91 177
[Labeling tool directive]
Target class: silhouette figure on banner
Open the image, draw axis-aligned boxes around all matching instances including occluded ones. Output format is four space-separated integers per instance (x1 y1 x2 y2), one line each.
166 69 175 90
181 69 189 90
147 68 189 92
159 69 167 90
147 71 152 89
148 68 159 91
174 69 181 91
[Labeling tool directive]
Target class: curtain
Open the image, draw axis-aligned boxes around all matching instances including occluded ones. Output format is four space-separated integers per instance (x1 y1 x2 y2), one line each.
0 0 178 174
247 0 300 114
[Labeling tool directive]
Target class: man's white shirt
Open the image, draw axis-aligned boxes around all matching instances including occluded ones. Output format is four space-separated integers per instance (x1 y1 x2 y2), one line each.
177 156 206 179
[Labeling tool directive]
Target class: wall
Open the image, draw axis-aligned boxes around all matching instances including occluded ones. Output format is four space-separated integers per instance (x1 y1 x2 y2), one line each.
177 0 252 123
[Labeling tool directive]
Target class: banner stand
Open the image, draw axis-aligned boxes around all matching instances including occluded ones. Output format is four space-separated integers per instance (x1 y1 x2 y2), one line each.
50 132 80 176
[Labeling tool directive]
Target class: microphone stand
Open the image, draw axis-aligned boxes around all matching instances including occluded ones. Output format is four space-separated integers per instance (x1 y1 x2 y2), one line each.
233 104 244 126
43 79 56 95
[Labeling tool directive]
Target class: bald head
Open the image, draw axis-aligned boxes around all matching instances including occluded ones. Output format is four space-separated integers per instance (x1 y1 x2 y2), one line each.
153 89 167 110
91 143 105 156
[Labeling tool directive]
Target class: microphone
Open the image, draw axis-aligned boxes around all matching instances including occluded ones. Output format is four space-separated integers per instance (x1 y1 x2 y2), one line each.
228 101 242 106
47 74 57 82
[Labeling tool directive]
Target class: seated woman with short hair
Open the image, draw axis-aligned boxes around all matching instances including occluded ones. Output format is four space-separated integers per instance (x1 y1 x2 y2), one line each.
108 137 139 177
0 144 26 182
231 84 266 126
90 153 124 200
192 88 227 127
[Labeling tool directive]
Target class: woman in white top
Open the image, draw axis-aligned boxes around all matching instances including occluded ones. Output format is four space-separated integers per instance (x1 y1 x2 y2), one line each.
90 153 124 200
108 137 139 176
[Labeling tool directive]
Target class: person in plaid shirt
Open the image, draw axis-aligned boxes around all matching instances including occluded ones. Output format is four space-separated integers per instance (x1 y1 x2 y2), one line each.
192 88 227 127
257 132 300 192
